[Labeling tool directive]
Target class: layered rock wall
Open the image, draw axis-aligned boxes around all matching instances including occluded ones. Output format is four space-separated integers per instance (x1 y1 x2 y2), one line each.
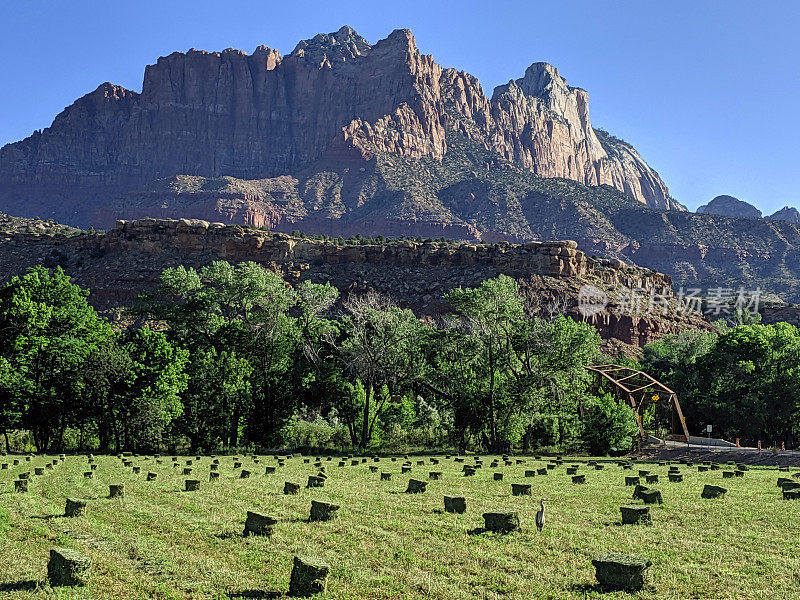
0 218 704 350
0 27 677 226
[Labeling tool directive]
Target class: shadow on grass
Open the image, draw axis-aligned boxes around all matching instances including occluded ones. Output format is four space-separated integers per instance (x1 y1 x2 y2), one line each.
228 589 282 599
0 580 39 592
212 530 245 540
568 583 652 595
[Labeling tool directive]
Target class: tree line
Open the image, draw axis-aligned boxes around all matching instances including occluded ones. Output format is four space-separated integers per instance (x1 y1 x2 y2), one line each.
2 263 797 455
0 264 642 455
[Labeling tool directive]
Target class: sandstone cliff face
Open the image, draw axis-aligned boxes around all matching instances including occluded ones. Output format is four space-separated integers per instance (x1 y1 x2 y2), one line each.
0 217 706 351
0 26 677 226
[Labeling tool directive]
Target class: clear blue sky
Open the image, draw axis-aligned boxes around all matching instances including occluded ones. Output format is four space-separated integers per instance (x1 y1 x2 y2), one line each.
1 0 798 213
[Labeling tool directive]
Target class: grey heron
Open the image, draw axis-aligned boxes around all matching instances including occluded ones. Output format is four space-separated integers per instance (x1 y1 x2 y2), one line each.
535 498 549 532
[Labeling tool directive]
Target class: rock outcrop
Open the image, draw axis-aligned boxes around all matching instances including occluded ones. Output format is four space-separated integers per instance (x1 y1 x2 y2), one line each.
697 195 762 219
0 26 679 228
0 217 708 352
768 206 800 224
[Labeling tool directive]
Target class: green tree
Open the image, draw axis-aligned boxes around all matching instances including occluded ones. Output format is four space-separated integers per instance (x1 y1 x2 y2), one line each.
0 266 110 451
444 275 524 451
640 329 717 432
327 292 424 448
122 328 188 451
694 323 800 445
177 348 251 452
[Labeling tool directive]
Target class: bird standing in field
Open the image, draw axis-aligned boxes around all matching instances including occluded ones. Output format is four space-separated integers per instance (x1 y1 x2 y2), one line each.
536 498 549 532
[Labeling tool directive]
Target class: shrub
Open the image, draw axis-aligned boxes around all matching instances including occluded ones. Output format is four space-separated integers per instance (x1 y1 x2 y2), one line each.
582 393 638 455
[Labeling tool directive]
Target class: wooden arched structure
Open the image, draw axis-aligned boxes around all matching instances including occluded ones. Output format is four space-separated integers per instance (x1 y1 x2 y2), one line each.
585 364 690 442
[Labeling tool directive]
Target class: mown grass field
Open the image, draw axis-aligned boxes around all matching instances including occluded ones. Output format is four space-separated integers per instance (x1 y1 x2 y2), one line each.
0 452 798 599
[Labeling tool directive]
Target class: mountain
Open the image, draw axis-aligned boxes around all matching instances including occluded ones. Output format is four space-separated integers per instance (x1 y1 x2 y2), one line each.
696 195 762 219
0 26 682 229
4 27 800 303
768 206 800 224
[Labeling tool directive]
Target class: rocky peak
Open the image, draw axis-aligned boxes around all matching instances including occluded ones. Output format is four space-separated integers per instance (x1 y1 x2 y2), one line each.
1 26 680 226
290 25 371 63
767 206 800 223
697 195 762 219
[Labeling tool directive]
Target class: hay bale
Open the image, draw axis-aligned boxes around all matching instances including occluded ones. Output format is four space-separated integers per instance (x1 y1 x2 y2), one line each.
625 476 640 486
620 505 651 525
185 479 201 492
306 476 325 488
109 484 124 498
283 481 300 495
444 495 467 514
572 474 586 484
288 555 329 597
645 474 659 484
698 466 709 472
783 489 800 500
210 464 219 471
493 472 504 481
380 472 392 481
209 472 220 482
309 500 340 522
668 473 683 483
781 481 800 492
710 464 720 470
146 472 157 481
463 467 476 477
18 471 30 480
482 511 520 533
428 471 442 480
594 464 604 471
640 489 663 504
47 547 91 587
183 468 193 475
14 479 28 493
511 483 532 496
722 471 735 479
132 466 141 474
538 468 549 475
524 470 536 478
702 484 727 499
34 467 44 476
638 470 650 477
566 466 578 475
240 470 251 479
369 466 378 473
65 498 87 518
592 553 651 591
406 479 427 493
632 484 649 500
401 466 411 474
83 471 93 479
734 470 745 478
244 511 277 536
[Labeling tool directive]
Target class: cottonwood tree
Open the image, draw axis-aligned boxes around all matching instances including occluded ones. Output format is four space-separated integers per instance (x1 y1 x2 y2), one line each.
443 275 524 452
325 291 424 448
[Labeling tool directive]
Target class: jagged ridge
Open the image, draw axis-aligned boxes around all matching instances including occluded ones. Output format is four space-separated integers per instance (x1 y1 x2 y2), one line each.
0 26 679 228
